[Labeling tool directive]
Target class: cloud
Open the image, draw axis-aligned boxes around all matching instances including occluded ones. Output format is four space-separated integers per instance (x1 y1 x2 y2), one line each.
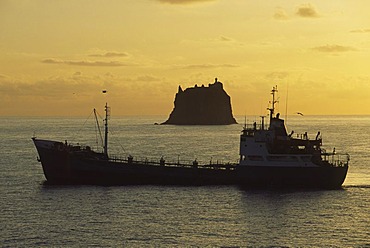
274 8 289 20
0 72 131 100
0 72 177 116
219 36 233 42
265 71 289 80
157 0 215 4
89 52 129 58
180 63 239 69
350 29 370 33
136 75 161 82
0 76 89 98
311 45 357 53
41 58 130 67
180 36 244 50
296 4 320 18
213 36 245 46
0 74 9 79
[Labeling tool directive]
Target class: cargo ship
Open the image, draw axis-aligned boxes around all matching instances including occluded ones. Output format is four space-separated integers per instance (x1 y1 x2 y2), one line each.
32 86 349 188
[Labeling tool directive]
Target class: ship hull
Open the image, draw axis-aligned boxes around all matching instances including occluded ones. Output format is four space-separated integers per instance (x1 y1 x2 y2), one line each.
33 139 348 189
235 166 348 189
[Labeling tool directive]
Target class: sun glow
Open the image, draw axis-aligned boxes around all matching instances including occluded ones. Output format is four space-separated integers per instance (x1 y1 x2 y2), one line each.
1 1 369 116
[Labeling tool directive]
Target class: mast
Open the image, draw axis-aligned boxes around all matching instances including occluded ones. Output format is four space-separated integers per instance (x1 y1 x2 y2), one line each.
104 102 110 157
268 85 278 121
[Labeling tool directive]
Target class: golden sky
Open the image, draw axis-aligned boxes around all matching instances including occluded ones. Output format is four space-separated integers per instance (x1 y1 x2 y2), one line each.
1 0 369 116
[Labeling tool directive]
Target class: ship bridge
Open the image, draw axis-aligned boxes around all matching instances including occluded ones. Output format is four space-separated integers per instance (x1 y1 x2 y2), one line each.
238 85 324 167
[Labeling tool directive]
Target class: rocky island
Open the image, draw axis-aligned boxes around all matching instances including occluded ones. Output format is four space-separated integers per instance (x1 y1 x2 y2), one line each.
162 78 237 125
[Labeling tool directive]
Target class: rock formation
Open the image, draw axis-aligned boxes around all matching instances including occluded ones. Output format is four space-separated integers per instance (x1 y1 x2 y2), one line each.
162 78 237 125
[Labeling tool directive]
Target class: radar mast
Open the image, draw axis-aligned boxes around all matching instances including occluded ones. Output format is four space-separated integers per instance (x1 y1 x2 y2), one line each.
268 85 278 121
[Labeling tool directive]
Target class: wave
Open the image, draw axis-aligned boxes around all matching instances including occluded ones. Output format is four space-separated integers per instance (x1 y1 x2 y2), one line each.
343 185 370 189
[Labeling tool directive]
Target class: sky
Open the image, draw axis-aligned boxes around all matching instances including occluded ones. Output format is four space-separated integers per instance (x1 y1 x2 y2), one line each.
1 0 370 116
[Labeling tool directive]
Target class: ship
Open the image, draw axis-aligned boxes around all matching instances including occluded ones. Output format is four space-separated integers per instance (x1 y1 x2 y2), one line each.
32 86 349 188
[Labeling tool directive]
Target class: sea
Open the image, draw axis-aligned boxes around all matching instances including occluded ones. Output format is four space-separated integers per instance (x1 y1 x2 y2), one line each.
0 115 369 247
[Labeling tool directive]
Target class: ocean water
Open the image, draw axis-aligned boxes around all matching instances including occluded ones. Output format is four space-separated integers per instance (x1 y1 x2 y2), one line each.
0 115 369 247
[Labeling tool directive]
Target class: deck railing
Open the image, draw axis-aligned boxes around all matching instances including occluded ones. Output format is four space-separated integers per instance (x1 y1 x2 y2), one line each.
321 152 350 167
108 154 238 170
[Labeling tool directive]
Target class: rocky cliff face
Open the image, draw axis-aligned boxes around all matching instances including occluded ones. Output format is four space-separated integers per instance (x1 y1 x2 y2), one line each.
162 78 237 125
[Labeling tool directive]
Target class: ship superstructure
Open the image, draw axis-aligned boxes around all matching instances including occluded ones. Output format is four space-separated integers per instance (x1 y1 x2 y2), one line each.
239 86 346 168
